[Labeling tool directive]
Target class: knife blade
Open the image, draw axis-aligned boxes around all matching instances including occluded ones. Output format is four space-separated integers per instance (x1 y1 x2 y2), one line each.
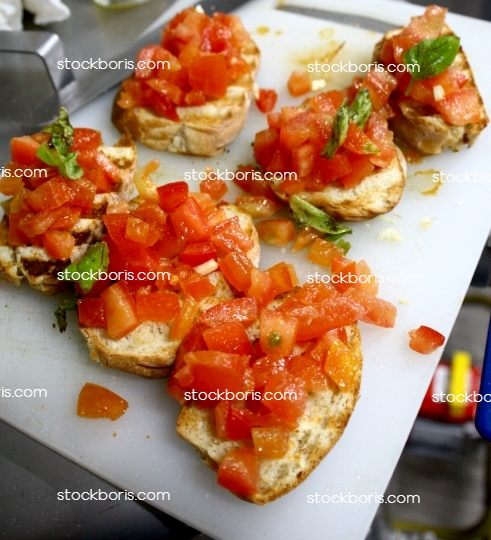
276 4 396 34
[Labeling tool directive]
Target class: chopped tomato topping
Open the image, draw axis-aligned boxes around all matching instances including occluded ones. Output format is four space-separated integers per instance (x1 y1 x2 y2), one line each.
77 298 106 327
200 176 228 201
101 281 140 340
77 383 128 421
324 339 360 390
217 448 259 496
252 426 289 458
408 325 445 354
255 88 278 113
203 322 254 355
262 370 306 426
256 219 295 246
136 290 181 323
200 297 258 327
42 230 75 260
287 71 311 97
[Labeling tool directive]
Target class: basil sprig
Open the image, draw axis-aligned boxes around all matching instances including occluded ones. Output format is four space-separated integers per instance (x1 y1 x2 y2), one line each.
63 242 109 294
55 300 77 333
320 99 348 160
290 195 352 238
403 35 460 96
36 108 83 180
348 88 372 130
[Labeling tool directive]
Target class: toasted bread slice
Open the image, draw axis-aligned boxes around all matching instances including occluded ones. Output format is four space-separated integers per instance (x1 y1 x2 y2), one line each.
177 317 362 504
270 147 406 222
373 26 488 155
0 137 137 295
80 204 260 379
112 39 260 157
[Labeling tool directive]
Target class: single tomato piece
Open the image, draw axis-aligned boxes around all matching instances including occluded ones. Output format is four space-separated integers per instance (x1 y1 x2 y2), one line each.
200 297 258 327
101 281 140 340
344 288 397 328
324 338 360 390
11 136 40 166
408 325 445 354
262 370 307 426
256 219 295 246
203 321 254 355
200 177 227 201
171 297 199 340
252 426 290 458
255 88 278 113
287 70 311 97
218 251 254 292
42 230 75 260
179 241 217 266
77 298 106 327
308 238 344 268
260 309 298 359
217 448 259 496
77 382 128 421
436 88 482 126
267 261 298 294
157 181 189 212
215 402 254 440
136 290 181 323
235 196 281 219
72 128 102 151
170 196 210 243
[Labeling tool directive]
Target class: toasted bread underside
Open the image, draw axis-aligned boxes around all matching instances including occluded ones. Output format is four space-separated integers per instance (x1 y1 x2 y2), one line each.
373 26 488 155
0 138 137 295
81 204 260 378
176 322 362 504
112 38 260 157
270 147 406 221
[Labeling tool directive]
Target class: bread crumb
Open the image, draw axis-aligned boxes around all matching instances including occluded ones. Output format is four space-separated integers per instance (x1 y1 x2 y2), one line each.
113 433 117 437
381 216 396 224
311 79 326 91
398 298 412 305
421 217 434 230
146 435 150 439
377 228 404 242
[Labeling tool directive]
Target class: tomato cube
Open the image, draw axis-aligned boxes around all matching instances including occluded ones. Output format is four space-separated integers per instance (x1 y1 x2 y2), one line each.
260 309 298 359
324 338 360 390
77 382 128 421
200 297 258 328
252 426 289 458
308 238 344 268
170 196 210 243
218 251 254 292
157 181 189 212
171 297 199 340
203 321 254 355
42 230 75 260
235 196 281 219
408 325 445 354
256 219 295 246
200 177 228 201
255 88 278 113
101 281 140 340
262 370 306 425
180 241 217 266
136 290 181 323
11 136 40 166
217 448 259 496
77 298 106 327
343 288 397 328
287 70 311 97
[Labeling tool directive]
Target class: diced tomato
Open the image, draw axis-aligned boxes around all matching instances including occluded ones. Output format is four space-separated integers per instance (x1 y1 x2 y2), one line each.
211 217 254 253
292 227 323 252
76 383 128 421
125 216 150 244
94 152 121 184
200 297 258 327
200 177 227 201
72 128 102 151
339 154 375 188
136 290 181 322
180 241 217 266
217 448 259 496
42 230 75 260
25 177 72 212
287 354 330 392
287 70 311 97
184 89 206 105
145 78 184 105
357 260 378 296
233 164 260 193
157 181 189 212
309 90 344 115
253 128 279 169
132 201 167 226
260 309 298 359
203 321 254 355
256 219 295 246
19 205 73 237
267 112 282 130
189 192 216 215
181 274 216 301
77 298 106 327
216 402 254 440
135 44 160 79
279 110 314 151
361 69 397 111
255 88 278 113
324 338 360 390
252 426 289 458
218 251 254 292
262 370 306 426
343 122 380 155
235 196 281 219
408 325 445 354
316 153 352 184
189 52 228 98
171 297 199 340
247 268 278 309
11 136 40 166
101 281 140 340
344 288 397 328
68 178 97 210
267 262 298 294
50 206 81 231
436 88 482 126
308 238 344 268
170 196 210 243
0 172 24 196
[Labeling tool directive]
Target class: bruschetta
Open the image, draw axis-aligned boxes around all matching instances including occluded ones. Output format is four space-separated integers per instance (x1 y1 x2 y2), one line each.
112 7 260 157
254 85 407 222
372 5 487 155
0 109 137 295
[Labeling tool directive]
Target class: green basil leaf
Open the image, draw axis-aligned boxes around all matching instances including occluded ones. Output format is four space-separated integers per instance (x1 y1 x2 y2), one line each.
62 242 109 294
324 230 353 242
404 35 460 83
290 195 352 236
348 88 372 130
55 300 77 333
36 108 83 180
320 99 348 160
336 239 351 255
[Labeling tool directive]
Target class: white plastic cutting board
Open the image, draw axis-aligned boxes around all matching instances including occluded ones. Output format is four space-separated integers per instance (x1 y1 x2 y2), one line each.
2 0 491 538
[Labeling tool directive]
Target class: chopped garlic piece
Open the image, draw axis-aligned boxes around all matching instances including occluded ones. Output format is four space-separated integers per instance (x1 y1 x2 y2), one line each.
253 83 260 100
311 79 327 91
195 4 204 13
398 298 412 305
377 228 405 242
421 217 434 230
433 85 445 101
194 259 219 276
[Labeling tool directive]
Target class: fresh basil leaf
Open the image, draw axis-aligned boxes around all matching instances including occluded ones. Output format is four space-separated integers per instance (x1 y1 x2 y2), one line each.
55 300 77 333
43 107 74 147
290 195 352 236
36 108 83 180
348 88 372 130
63 242 109 294
336 239 351 255
403 36 460 95
320 99 348 160
324 230 353 242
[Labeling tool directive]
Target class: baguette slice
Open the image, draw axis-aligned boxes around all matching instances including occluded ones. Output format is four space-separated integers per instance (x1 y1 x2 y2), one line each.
0 137 137 295
80 205 260 379
112 39 260 157
177 312 362 504
373 25 488 155
270 147 406 222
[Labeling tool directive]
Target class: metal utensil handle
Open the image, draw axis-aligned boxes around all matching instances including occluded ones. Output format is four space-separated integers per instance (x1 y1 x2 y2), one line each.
475 314 491 440
0 31 75 94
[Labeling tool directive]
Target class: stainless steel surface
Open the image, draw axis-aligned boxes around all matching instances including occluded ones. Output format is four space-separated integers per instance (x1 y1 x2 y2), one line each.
276 5 396 33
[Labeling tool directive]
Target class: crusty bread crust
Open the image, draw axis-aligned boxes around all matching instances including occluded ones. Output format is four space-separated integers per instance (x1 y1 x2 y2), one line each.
0 137 137 295
176 322 362 504
270 147 406 222
373 25 488 155
81 204 260 378
112 38 260 157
